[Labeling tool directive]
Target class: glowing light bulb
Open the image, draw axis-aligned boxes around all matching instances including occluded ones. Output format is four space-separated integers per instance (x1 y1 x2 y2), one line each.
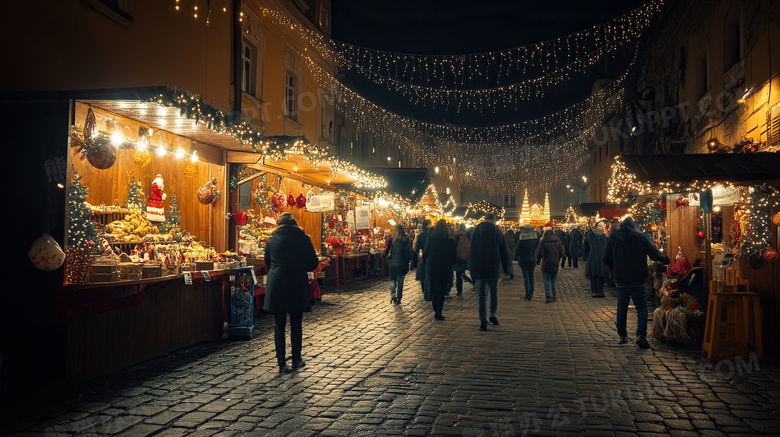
111 133 122 146
175 148 185 159
191 150 199 162
136 140 147 150
157 145 166 157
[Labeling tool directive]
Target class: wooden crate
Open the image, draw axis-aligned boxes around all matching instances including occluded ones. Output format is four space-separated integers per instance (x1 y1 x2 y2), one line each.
91 210 127 227
142 265 163 278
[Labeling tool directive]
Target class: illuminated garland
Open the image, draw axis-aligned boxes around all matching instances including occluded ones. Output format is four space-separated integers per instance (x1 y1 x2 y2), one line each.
468 200 506 219
740 185 779 257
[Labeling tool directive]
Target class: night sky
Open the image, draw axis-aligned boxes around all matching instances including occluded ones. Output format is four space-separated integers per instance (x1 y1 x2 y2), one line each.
331 0 648 126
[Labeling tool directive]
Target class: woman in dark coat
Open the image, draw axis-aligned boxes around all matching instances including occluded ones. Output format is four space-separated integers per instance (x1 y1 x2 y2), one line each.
423 219 457 320
452 223 471 295
385 224 415 304
583 221 609 298
414 219 432 296
535 229 565 303
264 213 320 373
514 224 539 300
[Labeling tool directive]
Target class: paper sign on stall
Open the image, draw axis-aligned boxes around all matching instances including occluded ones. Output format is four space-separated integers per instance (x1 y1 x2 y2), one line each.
356 206 370 229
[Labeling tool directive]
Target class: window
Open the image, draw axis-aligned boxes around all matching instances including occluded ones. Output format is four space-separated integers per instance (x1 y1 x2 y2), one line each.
284 71 298 121
241 39 257 96
504 194 516 208
769 104 780 148
724 7 741 70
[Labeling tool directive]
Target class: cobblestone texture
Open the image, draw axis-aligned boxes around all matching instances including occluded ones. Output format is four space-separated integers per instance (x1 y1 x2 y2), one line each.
3 266 780 436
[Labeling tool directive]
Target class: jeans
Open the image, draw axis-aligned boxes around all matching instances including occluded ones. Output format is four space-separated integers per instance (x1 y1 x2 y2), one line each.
542 272 558 300
519 263 535 298
475 276 499 321
274 312 303 366
390 274 405 301
590 276 604 296
616 285 648 338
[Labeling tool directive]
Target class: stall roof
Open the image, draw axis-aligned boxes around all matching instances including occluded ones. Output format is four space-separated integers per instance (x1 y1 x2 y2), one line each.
622 153 780 185
451 206 469 217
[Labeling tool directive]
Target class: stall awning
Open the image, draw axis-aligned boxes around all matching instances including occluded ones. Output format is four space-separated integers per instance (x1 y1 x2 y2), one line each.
622 153 780 185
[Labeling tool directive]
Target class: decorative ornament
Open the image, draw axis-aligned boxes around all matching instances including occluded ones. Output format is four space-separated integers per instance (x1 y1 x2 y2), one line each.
683 198 689 206
234 210 248 226
650 224 658 232
763 247 778 262
287 194 296 207
28 233 66 271
697 230 705 239
183 161 199 177
132 149 152 167
146 174 167 222
773 212 780 226
197 178 221 205
86 142 116 170
295 193 306 209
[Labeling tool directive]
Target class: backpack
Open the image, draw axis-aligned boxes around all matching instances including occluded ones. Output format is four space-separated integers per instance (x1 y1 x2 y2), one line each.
456 234 471 260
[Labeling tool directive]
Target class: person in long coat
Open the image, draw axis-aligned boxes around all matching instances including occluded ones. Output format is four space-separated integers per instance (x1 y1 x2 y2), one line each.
385 224 415 304
468 213 511 331
514 224 539 300
423 219 457 320
569 225 584 268
504 229 516 280
414 219 432 296
583 221 609 298
535 229 565 303
452 223 470 295
264 213 320 373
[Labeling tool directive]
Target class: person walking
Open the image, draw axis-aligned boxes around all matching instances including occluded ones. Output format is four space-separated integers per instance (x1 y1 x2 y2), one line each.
514 224 539 300
583 221 609 298
453 223 472 295
504 228 517 280
603 216 671 348
263 212 320 374
410 224 422 270
468 213 511 331
555 227 569 268
423 219 457 320
535 229 564 303
385 224 415 304
414 219 432 297
569 225 584 268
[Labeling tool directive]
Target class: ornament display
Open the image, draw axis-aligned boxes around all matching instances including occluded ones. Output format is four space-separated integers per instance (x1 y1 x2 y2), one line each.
146 174 167 222
234 210 248 226
28 233 66 271
650 224 658 232
132 149 152 167
287 194 296 207
86 142 116 170
773 212 780 226
183 161 199 178
197 178 221 205
295 193 306 209
764 247 778 262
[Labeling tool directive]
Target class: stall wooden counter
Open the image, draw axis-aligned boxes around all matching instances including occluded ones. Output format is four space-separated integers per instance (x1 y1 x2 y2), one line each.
58 271 231 383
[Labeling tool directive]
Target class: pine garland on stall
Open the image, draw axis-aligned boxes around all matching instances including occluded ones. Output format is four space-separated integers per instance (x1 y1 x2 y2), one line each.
160 193 182 234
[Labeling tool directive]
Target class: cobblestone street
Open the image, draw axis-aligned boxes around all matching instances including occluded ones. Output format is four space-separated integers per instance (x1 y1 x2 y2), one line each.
4 266 780 436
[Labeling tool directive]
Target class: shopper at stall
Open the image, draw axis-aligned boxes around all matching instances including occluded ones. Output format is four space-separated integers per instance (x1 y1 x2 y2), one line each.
536 229 565 303
514 224 539 300
468 213 511 331
583 221 608 298
264 212 320 373
603 216 671 348
569 225 584 268
414 219 432 297
423 219 457 320
385 224 415 304
453 223 471 295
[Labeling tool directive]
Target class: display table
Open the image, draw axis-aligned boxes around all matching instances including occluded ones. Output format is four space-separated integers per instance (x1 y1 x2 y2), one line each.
59 270 229 383
335 252 370 288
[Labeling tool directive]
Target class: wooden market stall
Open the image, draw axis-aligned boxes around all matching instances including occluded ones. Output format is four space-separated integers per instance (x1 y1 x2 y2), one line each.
622 153 780 357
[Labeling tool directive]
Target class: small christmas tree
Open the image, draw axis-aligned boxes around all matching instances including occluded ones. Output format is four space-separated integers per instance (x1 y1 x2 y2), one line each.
160 193 181 233
66 166 99 283
126 176 146 210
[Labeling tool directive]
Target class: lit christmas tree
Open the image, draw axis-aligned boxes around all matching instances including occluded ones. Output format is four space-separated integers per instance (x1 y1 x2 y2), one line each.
160 193 181 233
66 166 99 283
126 175 145 210
740 185 780 257
519 189 531 223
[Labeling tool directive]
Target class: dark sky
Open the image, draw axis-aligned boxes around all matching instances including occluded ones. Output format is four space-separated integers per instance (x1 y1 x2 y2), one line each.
331 0 648 126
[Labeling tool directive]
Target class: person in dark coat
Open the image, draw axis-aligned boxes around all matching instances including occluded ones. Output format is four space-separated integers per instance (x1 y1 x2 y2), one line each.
423 219 457 320
263 212 320 373
514 224 539 300
385 224 415 304
414 219 432 296
583 221 609 298
452 223 471 295
555 227 569 268
535 229 564 303
468 213 511 331
504 229 516 280
569 225 584 268
603 216 671 348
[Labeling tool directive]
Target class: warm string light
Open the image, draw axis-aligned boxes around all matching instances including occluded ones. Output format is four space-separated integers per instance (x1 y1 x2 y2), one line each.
739 185 780 256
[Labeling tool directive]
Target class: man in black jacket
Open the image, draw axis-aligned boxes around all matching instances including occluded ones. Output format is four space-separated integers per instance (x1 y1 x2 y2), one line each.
603 217 670 348
468 214 511 331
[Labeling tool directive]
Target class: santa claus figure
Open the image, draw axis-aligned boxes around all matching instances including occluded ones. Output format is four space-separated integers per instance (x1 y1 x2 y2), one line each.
146 174 167 222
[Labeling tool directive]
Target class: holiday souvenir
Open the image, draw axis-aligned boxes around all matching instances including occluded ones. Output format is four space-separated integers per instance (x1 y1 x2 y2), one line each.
146 174 167 222
28 233 66 271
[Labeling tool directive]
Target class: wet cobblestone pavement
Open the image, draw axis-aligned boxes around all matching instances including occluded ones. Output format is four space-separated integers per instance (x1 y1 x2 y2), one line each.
3 266 780 436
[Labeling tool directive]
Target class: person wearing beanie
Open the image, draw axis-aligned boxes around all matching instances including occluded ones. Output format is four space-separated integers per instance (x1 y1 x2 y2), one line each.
603 216 671 348
468 213 511 331
514 224 539 300
264 211 319 373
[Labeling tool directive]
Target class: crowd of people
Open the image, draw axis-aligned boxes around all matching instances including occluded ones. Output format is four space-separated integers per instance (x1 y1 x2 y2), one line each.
262 213 670 373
